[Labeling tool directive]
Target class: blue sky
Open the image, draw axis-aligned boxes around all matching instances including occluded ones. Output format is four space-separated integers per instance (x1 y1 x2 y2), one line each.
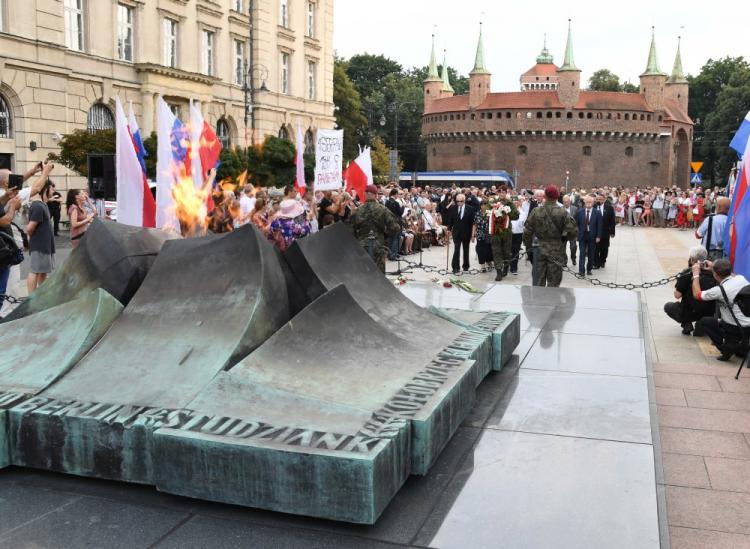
334 0 743 92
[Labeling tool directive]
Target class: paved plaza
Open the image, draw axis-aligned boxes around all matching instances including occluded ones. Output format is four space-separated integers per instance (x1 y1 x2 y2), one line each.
1 225 747 548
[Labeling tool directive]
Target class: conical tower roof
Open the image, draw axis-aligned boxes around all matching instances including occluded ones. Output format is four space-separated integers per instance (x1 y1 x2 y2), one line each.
470 22 490 75
641 27 667 77
441 50 454 93
559 19 580 72
536 34 554 64
425 33 441 82
667 36 688 83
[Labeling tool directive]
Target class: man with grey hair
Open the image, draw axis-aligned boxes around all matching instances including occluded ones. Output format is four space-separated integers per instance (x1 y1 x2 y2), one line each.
664 246 717 335
693 258 750 361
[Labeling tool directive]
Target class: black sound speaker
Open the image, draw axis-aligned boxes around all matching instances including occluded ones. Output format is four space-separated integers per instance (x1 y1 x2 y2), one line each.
87 154 116 201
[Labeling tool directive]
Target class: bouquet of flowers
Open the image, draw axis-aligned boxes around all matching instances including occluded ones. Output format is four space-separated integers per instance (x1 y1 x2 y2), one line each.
489 203 512 234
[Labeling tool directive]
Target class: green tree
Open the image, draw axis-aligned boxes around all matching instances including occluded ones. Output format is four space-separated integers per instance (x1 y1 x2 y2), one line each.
49 129 115 176
588 69 622 92
370 136 390 179
621 82 639 93
142 132 158 180
334 59 368 162
345 54 403 101
688 57 750 184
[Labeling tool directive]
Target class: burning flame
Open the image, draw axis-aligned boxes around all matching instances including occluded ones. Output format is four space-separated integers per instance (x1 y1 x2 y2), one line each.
171 173 208 238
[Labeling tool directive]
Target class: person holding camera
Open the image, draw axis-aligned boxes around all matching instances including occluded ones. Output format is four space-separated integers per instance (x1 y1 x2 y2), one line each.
664 246 717 335
26 181 56 293
693 258 750 361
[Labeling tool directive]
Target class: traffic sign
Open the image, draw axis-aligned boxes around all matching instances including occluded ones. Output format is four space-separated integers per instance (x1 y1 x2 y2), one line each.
691 162 704 173
691 173 703 185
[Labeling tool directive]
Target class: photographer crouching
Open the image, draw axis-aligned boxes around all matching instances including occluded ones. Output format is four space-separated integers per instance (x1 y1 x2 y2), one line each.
664 246 717 335
692 258 750 362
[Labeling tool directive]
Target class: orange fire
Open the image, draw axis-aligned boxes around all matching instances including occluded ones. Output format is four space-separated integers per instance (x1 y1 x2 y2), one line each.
171 174 208 237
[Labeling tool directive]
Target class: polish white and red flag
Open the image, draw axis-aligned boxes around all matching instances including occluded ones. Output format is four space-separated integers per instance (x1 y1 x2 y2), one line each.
344 146 373 203
189 102 222 211
295 123 307 196
115 96 156 227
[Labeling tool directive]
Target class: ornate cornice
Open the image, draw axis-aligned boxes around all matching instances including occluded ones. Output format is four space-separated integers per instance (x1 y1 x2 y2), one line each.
135 63 218 86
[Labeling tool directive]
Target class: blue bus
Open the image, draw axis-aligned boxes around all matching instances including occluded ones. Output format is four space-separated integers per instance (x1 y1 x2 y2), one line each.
399 171 515 189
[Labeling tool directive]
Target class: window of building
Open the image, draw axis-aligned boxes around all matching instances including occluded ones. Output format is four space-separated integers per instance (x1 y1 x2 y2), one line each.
202 30 215 76
307 60 316 100
117 4 134 62
506 112 511 118
578 112 584 119
216 119 230 149
87 103 114 133
555 112 561 118
280 52 290 94
305 129 314 154
526 112 532 119
280 0 289 27
517 145 527 156
582 146 592 156
306 2 315 38
607 113 612 119
0 93 11 139
471 113 475 120
624 113 630 120
64 0 85 52
278 125 290 140
234 40 245 85
234 0 244 12
536 112 542 119
647 115 652 121
586 112 592 119
453 114 457 120
432 148 437 157
640 114 645 121
567 112 573 119
169 103 181 118
617 113 621 120
625 146 634 157
658 115 663 122
546 112 552 118
163 18 177 68
463 146 471 155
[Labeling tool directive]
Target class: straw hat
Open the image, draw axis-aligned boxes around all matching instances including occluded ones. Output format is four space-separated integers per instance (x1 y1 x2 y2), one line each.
278 199 305 219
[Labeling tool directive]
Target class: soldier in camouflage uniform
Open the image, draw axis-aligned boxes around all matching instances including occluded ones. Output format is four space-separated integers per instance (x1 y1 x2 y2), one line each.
488 185 520 281
522 185 577 287
351 184 402 273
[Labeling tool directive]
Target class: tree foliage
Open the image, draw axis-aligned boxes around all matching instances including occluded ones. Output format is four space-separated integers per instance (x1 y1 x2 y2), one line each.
588 69 638 93
50 129 116 176
688 57 750 184
334 59 368 163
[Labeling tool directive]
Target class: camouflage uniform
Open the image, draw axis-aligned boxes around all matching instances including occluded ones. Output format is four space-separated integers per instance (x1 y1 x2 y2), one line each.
522 200 577 287
490 200 520 280
351 198 402 273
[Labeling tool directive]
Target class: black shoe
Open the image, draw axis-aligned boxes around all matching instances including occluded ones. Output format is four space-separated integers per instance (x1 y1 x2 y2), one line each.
495 271 503 281
717 352 733 362
579 271 586 276
693 326 705 337
593 266 600 270
681 323 693 335
572 258 577 266
587 270 593 275
502 266 509 277
452 270 460 275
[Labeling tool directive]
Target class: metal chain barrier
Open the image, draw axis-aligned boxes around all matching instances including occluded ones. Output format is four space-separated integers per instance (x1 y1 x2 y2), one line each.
393 249 679 291
394 250 528 278
0 294 24 305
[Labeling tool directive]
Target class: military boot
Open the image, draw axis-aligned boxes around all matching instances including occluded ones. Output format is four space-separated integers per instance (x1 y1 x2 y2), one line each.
495 269 503 282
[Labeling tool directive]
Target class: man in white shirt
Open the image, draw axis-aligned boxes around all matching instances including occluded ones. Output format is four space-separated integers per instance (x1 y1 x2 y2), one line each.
693 258 750 361
695 197 730 260
509 196 527 274
562 195 578 266
239 185 256 224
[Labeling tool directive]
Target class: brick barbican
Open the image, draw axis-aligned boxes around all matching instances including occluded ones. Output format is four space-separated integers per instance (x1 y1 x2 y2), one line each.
422 22 693 189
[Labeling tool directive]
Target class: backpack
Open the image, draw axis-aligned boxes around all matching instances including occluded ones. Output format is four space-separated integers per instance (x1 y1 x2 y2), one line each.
0 230 23 268
718 284 750 320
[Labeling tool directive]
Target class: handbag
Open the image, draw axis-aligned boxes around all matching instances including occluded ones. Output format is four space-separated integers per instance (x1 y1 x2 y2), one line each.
0 231 23 267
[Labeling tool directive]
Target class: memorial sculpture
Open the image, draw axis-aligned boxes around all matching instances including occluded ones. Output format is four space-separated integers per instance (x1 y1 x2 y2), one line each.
0 221 519 524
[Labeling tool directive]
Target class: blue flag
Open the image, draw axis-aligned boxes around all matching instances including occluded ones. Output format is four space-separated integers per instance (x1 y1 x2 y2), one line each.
729 111 750 158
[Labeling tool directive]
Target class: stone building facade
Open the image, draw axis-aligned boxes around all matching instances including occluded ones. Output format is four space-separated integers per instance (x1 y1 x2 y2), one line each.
0 0 335 190
422 23 693 189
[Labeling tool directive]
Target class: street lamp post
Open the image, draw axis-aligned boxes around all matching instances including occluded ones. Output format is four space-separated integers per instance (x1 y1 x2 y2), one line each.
381 100 417 183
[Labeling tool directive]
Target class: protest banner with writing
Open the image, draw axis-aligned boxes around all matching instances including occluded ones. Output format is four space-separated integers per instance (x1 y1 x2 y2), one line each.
314 129 344 191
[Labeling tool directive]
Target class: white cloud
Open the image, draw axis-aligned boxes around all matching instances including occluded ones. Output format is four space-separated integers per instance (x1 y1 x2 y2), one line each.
334 0 740 92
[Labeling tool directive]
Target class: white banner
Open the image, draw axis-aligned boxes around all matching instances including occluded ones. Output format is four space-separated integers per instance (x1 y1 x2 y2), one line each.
314 129 344 191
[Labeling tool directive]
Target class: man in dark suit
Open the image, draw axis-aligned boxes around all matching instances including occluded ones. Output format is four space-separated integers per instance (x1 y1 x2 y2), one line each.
446 193 476 273
595 193 616 269
575 195 603 276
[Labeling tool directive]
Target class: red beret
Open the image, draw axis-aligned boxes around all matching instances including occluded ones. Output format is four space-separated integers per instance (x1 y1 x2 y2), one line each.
365 184 379 194
545 185 560 200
